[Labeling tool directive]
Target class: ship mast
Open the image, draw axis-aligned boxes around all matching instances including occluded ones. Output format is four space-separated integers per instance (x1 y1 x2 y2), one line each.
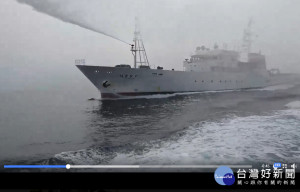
239 18 253 63
131 17 150 68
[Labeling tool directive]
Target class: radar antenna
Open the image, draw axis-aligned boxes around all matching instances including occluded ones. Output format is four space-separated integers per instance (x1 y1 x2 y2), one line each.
131 17 150 68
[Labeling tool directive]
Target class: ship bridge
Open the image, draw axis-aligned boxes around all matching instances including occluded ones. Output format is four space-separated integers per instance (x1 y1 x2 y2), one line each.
183 46 240 72
183 45 266 73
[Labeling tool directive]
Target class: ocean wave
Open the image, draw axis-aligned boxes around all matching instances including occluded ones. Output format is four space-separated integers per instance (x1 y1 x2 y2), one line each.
49 108 300 166
110 109 300 165
258 84 296 91
50 147 117 165
101 89 242 101
285 101 300 109
99 83 298 101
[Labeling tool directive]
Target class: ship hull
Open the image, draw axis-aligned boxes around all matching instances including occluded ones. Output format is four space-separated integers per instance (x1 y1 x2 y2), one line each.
76 65 272 99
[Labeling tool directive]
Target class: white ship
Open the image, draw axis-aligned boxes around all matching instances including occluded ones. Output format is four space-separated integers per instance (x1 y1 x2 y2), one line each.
76 20 295 99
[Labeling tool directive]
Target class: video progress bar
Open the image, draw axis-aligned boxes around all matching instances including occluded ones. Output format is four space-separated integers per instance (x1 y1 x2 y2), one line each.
4 165 66 168
4 164 252 169
68 165 252 169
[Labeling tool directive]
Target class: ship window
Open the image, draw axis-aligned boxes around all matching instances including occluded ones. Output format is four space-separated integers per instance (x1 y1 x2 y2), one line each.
202 80 204 83
219 80 222 83
130 75 133 78
135 75 138 77
120 74 123 78
211 80 213 83
125 74 128 78
159 74 163 75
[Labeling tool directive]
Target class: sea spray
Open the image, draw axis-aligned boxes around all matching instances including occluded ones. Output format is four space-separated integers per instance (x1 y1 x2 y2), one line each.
17 0 131 45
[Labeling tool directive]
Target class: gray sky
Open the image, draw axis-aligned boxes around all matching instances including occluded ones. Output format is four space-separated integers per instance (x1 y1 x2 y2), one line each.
1 0 300 92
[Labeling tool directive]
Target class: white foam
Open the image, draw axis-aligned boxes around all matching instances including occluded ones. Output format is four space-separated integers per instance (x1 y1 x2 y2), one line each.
53 148 115 165
54 108 300 166
111 109 300 165
285 101 300 109
258 84 296 91
101 89 241 101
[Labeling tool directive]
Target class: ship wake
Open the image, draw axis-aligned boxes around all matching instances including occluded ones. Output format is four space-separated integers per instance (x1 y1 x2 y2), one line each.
46 101 300 169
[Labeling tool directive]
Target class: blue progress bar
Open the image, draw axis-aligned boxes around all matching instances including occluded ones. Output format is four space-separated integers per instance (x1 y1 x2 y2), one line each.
4 165 66 168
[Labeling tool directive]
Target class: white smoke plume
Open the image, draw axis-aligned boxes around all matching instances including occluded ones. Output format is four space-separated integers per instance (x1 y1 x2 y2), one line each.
16 0 132 45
